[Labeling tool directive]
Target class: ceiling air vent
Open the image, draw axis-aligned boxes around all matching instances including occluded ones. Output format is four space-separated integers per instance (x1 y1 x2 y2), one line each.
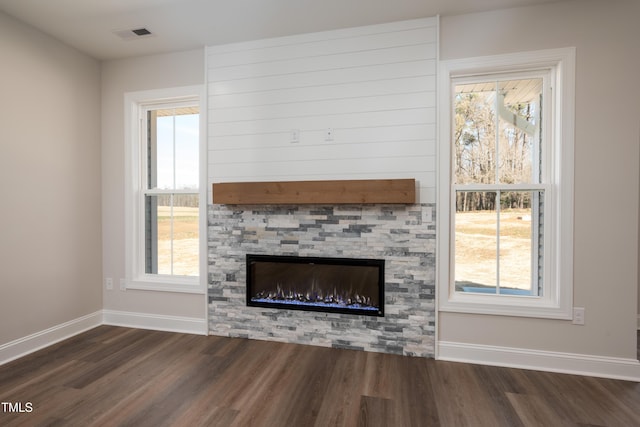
113 27 154 41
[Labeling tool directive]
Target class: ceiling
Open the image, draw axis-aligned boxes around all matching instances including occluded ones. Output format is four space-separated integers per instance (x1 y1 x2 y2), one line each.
0 0 567 61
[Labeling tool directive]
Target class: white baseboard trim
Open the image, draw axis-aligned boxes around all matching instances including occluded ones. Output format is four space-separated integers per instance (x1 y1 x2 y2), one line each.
0 311 103 366
438 341 640 382
0 310 207 366
102 309 207 335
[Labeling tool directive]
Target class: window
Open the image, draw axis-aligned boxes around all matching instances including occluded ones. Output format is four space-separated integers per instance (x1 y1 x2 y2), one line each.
438 48 575 318
454 75 545 297
124 86 206 293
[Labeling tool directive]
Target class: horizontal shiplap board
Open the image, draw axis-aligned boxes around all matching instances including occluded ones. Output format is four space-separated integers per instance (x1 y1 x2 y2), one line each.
211 140 436 165
209 43 435 82
210 76 435 109
209 60 435 95
209 124 436 151
209 170 436 187
207 18 436 55
209 108 435 137
210 92 434 123
212 156 435 179
207 17 438 201
208 27 436 69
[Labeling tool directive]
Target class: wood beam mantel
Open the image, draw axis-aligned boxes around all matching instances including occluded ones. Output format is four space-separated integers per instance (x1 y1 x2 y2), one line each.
212 179 416 205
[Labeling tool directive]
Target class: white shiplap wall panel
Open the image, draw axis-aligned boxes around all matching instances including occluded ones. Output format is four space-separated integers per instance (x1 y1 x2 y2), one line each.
207 18 435 56
209 60 434 96
209 44 433 82
213 140 435 165
210 76 435 109
207 26 436 68
209 108 435 137
211 92 434 123
207 17 438 202
210 123 435 151
214 156 435 180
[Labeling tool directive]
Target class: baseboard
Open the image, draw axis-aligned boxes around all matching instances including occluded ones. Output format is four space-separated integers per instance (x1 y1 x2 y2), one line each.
102 309 207 335
0 311 103 366
438 341 640 382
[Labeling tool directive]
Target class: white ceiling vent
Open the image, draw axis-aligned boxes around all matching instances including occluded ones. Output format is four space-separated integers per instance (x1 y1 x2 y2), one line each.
113 27 154 41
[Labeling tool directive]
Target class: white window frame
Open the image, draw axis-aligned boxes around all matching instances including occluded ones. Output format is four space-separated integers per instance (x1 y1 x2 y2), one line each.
437 48 575 319
124 86 207 294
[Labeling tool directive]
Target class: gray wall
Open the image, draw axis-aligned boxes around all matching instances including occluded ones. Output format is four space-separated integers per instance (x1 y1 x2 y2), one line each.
0 11 102 345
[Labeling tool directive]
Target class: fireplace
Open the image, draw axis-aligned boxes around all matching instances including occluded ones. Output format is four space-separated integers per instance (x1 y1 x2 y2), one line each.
246 254 384 316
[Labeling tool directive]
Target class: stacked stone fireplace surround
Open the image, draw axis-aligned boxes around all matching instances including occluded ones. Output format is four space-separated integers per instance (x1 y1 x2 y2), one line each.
207 203 436 357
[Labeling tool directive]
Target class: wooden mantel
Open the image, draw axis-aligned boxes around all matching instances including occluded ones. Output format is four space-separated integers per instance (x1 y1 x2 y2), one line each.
212 179 416 205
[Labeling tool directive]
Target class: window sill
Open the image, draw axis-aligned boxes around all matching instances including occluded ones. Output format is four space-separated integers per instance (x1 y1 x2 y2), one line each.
439 292 573 320
125 277 205 294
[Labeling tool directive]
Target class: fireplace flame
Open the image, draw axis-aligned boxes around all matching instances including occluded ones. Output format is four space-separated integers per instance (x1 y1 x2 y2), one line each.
254 281 377 310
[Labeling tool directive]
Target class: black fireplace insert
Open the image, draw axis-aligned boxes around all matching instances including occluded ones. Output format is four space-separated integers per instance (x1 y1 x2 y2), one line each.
246 254 384 316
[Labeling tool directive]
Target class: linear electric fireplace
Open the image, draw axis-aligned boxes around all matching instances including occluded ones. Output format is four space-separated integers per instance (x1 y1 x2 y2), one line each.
246 254 384 317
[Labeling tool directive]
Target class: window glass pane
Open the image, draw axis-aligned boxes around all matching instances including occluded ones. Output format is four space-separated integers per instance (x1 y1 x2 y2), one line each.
152 112 175 190
148 107 199 190
145 194 199 277
455 191 498 292
174 113 200 190
498 191 536 295
497 79 542 185
455 190 543 296
454 84 497 185
171 194 199 276
455 78 543 186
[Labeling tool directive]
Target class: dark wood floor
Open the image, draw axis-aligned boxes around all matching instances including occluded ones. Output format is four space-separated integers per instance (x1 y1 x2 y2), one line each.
1 326 638 427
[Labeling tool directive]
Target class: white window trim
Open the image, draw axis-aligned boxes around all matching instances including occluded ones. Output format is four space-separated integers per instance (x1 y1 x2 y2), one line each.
437 48 575 319
124 85 207 294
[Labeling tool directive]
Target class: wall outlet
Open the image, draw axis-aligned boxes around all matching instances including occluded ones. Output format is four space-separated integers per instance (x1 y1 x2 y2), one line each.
120 278 127 291
572 307 585 325
290 129 300 143
105 277 113 291
324 128 334 141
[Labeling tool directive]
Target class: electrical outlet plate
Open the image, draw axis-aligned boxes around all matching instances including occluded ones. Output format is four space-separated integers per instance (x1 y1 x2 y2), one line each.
290 129 300 143
325 128 334 141
572 307 585 325
105 278 113 290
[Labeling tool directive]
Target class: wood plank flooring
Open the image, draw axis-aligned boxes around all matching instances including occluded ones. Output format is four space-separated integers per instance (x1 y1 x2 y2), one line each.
0 326 638 427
